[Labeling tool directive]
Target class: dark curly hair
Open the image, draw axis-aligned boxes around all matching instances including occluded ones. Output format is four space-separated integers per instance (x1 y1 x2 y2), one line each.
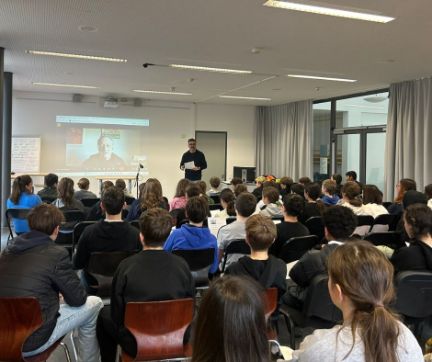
404 204 432 238
282 194 305 217
323 205 357 240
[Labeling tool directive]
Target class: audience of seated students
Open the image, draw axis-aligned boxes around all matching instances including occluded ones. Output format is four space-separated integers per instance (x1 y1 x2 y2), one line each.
96 208 194 362
115 178 133 198
301 182 325 223
361 184 389 218
164 196 219 274
298 176 312 186
259 186 283 218
345 170 363 191
217 192 257 268
214 188 236 218
197 180 215 205
391 204 432 274
37 173 59 201
126 178 169 221
73 187 141 289
252 176 265 201
233 183 247 197
0 204 103 361
284 206 357 310
320 179 339 206
290 241 423 362
426 183 432 209
339 181 370 216
7 174 42 234
169 178 190 210
225 214 287 299
87 180 114 221
207 176 221 196
269 194 310 256
191 276 270 362
74 177 98 201
388 178 417 215
331 173 343 198
52 177 85 212
279 176 293 198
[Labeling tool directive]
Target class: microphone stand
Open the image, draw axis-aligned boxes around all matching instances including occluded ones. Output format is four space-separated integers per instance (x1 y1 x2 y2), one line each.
135 164 141 199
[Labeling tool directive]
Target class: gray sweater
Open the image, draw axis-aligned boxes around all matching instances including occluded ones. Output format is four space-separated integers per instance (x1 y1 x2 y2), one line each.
290 321 423 362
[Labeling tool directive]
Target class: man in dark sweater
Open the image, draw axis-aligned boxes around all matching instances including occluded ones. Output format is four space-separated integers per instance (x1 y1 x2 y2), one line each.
179 138 207 181
73 186 140 288
0 204 103 361
270 194 310 257
37 173 59 201
96 208 195 362
225 214 287 300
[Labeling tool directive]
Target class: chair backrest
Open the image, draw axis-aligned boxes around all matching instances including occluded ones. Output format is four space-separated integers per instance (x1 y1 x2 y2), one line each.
209 195 220 204
73 221 97 249
225 217 236 225
278 235 320 263
382 201 392 210
221 239 251 272
353 215 374 237
5 208 31 239
264 288 278 320
304 216 324 241
303 274 342 324
394 271 432 319
0 297 42 360
370 213 394 233
172 249 214 287
41 196 57 204
81 198 100 207
61 209 86 223
364 231 404 250
124 299 194 361
87 251 137 297
209 203 222 211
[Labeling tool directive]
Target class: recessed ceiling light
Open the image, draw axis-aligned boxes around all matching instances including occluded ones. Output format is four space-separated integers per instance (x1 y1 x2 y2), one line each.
287 74 357 82
132 90 192 96
219 95 271 101
27 50 127 63
78 25 98 32
263 1 395 23
170 64 252 74
32 82 98 89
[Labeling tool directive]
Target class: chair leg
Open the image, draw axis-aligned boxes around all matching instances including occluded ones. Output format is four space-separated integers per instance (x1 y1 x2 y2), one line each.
59 342 72 362
69 332 78 361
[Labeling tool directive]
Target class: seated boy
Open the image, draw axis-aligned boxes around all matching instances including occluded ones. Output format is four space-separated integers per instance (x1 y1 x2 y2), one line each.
96 208 194 362
225 214 287 299
207 176 221 196
259 186 283 218
164 196 219 274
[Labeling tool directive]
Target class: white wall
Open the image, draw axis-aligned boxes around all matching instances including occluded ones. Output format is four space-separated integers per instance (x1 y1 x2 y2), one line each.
12 91 256 199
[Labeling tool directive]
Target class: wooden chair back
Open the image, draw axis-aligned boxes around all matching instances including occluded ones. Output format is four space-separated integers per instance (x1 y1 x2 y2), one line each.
123 298 194 361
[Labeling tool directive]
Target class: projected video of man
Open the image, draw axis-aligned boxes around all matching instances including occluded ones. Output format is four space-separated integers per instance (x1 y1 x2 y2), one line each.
82 135 126 170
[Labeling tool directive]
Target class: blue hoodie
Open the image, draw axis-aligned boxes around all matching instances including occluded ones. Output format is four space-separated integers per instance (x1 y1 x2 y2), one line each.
164 224 218 273
321 194 340 206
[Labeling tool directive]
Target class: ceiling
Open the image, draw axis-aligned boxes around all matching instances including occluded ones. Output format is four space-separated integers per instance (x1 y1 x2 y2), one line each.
1 0 431 105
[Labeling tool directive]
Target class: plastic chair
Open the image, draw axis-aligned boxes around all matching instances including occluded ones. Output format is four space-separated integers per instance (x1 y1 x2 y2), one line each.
172 249 215 287
72 221 96 252
0 297 72 361
370 213 395 233
353 215 374 236
209 204 222 211
304 216 324 242
280 274 342 348
278 235 320 263
265 288 278 339
5 208 30 240
57 209 87 249
122 298 194 361
81 198 100 207
209 195 220 204
220 239 251 272
364 231 404 250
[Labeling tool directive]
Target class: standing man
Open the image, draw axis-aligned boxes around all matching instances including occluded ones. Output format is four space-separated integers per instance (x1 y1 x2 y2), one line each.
180 138 207 181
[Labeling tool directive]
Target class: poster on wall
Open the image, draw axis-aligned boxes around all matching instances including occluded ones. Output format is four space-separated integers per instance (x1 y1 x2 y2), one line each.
11 137 41 173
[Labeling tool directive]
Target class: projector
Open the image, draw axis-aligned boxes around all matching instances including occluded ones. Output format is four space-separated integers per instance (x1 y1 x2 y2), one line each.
103 98 119 108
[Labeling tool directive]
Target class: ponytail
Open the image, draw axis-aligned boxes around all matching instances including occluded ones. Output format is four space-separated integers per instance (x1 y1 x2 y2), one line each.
10 175 33 204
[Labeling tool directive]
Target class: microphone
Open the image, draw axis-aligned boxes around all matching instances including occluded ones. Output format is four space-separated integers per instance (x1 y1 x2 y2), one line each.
139 163 144 169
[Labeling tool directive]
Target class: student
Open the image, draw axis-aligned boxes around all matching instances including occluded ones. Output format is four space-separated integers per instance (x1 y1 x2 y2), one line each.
37 173 59 200
87 180 115 221
259 186 283 218
298 176 312 186
191 276 270 362
331 173 343 198
169 178 190 210
164 196 219 274
234 183 248 197
197 180 215 205
115 178 133 198
284 206 357 310
291 241 423 362
425 183 432 209
252 176 266 201
345 170 363 191
320 179 339 206
96 208 194 362
7 175 42 233
52 177 85 212
340 181 368 216
362 184 389 218
391 204 432 273
73 187 141 288
217 192 257 269
279 176 294 198
75 177 98 200
270 194 309 256
0 204 103 361
388 178 417 215
214 188 236 218
207 176 221 196
225 214 287 299
301 182 324 223
290 183 305 199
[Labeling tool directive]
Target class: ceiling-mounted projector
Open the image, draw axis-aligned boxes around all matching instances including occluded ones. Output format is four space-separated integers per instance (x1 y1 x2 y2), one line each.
103 97 119 108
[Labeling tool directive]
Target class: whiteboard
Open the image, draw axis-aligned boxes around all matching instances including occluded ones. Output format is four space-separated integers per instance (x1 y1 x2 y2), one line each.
11 137 41 173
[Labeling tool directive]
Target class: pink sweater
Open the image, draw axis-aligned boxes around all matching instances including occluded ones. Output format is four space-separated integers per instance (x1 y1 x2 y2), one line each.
170 196 187 210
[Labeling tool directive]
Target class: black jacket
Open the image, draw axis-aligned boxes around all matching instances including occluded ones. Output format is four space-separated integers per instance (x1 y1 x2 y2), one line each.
391 240 432 274
225 255 287 299
0 231 86 351
180 150 207 181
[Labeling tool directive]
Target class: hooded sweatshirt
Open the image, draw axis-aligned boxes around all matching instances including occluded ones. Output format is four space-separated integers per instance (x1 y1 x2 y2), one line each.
164 224 218 273
321 194 340 206
391 240 432 274
225 255 287 298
